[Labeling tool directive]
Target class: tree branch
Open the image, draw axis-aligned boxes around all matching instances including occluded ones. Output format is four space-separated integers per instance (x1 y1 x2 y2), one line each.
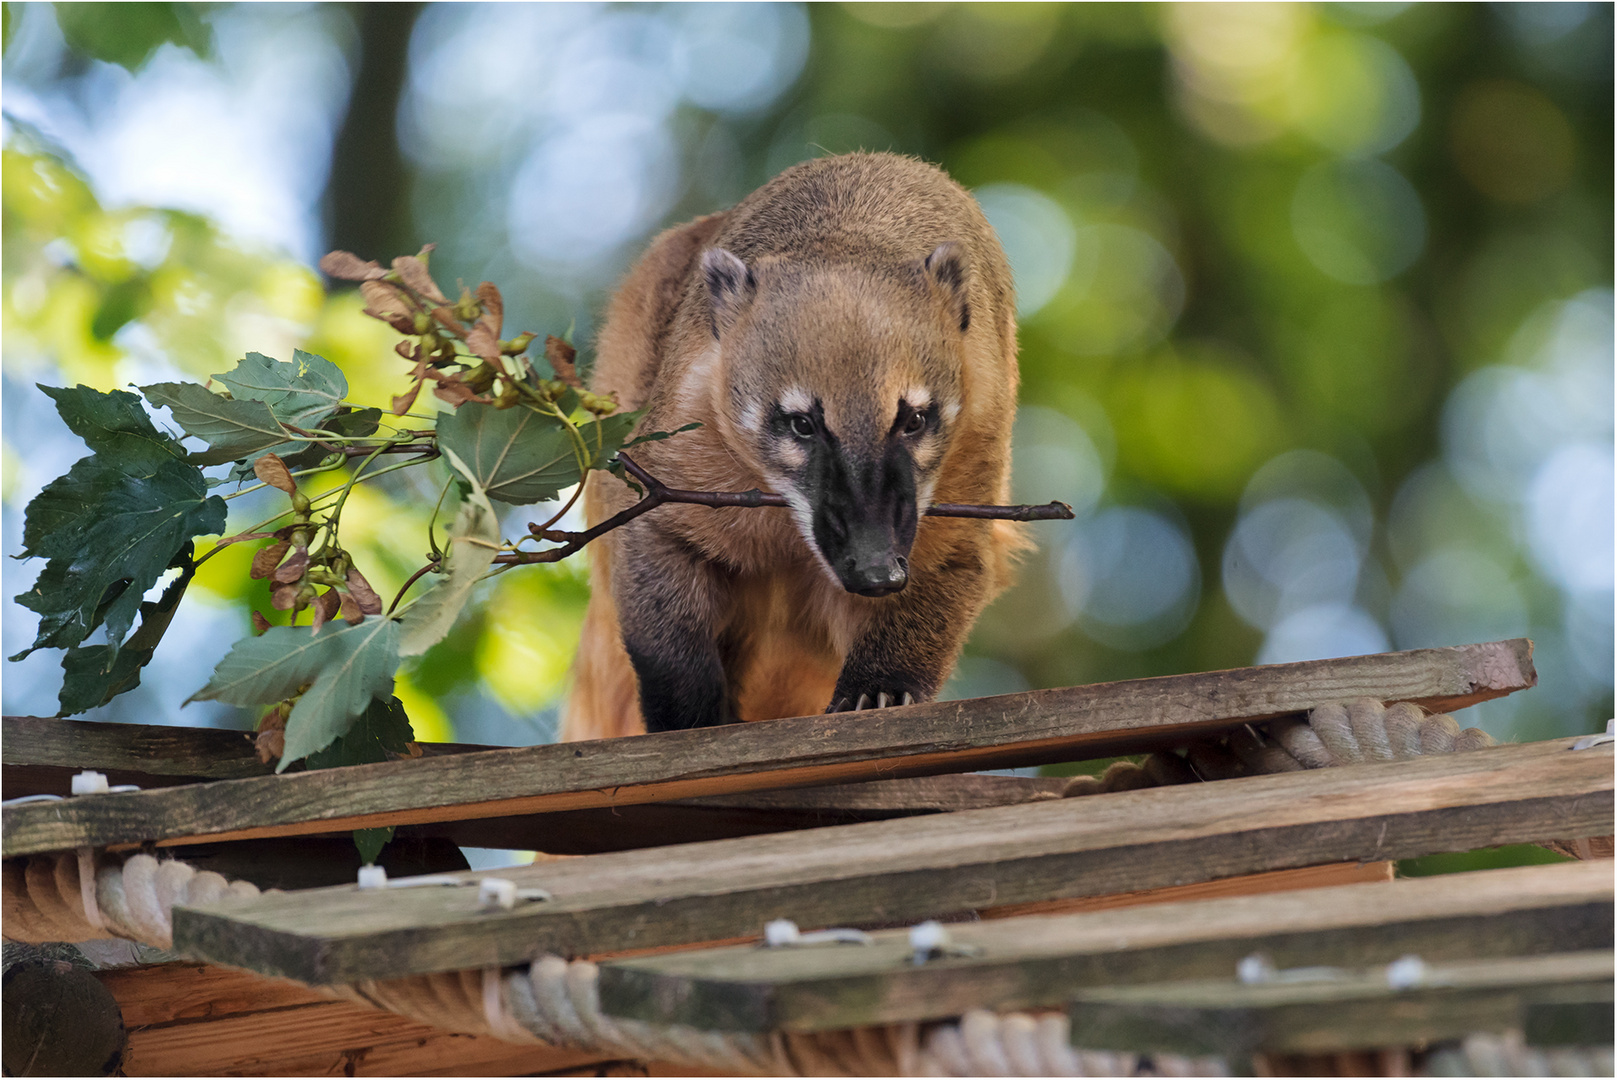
495 453 1073 569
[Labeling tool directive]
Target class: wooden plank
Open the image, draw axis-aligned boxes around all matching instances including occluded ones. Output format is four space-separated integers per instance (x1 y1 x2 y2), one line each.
1 639 1536 856
97 962 614 1076
0 715 494 798
1066 951 1614 1059
976 859 1394 920
594 861 1613 1032
400 774 1067 854
171 736 1610 985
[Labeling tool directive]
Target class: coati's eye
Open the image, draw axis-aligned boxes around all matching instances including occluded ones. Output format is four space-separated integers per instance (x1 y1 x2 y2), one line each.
901 409 927 436
787 413 816 439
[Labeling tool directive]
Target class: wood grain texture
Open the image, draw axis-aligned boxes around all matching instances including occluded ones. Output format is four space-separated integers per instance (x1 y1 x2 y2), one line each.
597 862 1613 1032
171 736 1609 985
0 715 492 798
96 962 612 1077
399 775 1067 854
1067 950 1614 1058
1 640 1536 856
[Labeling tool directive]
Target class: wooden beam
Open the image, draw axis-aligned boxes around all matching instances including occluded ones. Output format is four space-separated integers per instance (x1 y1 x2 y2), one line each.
595 862 1613 1032
0 715 493 798
1066 950 1614 1059
398 775 1067 854
1 640 1536 856
170 736 1609 985
94 962 617 1077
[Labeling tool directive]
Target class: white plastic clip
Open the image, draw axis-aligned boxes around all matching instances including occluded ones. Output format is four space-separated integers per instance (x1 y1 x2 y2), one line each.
357 865 389 889
71 771 110 795
908 920 976 964
479 877 517 910
764 918 801 947
1571 720 1614 751
1385 955 1428 990
1237 953 1277 984
760 918 870 948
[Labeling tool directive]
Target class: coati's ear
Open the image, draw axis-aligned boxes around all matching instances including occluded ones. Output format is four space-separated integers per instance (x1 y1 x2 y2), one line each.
922 241 971 334
701 247 756 338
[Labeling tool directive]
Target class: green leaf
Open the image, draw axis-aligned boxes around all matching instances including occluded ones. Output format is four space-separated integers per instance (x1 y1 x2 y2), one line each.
213 350 348 430
35 384 185 463
435 402 639 505
91 276 151 340
57 554 193 716
188 618 401 771
353 827 395 865
619 421 702 452
142 382 289 459
303 694 415 867
398 453 501 657
14 387 225 660
304 695 414 769
53 2 210 71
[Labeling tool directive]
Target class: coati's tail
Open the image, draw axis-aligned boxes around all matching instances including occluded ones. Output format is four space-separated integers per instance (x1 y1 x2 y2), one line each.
560 478 646 742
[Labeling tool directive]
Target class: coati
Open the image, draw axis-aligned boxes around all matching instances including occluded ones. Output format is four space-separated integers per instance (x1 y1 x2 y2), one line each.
563 152 1025 739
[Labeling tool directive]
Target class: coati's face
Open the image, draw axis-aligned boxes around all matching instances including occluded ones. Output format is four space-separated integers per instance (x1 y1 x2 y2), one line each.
702 244 971 597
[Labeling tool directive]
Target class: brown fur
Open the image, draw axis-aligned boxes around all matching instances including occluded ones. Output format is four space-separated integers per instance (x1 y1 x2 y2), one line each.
563 153 1025 740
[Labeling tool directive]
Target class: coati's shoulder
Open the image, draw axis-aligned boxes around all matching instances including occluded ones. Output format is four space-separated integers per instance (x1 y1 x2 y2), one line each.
592 211 726 411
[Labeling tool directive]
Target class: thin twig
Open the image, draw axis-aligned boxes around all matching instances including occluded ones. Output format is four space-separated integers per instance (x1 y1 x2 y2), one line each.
388 559 442 614
499 453 1074 567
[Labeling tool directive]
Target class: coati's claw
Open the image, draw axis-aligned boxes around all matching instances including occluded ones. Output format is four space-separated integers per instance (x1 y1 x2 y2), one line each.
876 691 892 708
855 693 872 710
901 692 915 706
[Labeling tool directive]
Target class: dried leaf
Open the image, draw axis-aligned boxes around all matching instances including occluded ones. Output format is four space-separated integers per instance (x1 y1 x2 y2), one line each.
427 372 490 407
431 305 467 335
255 728 285 764
310 587 340 633
545 335 584 388
272 545 310 584
251 610 272 635
253 452 297 494
475 282 503 338
319 251 387 281
365 308 417 335
346 566 383 615
395 340 418 361
339 592 364 625
394 255 447 304
271 581 301 610
361 279 413 317
216 530 277 547
391 380 423 416
466 323 501 363
251 540 292 580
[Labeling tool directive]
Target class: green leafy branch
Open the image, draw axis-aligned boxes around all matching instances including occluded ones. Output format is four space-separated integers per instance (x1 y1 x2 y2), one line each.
13 244 1073 810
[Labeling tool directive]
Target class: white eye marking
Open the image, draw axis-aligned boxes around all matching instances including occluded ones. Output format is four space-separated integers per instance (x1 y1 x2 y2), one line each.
737 401 764 432
779 385 813 415
942 399 961 424
902 387 932 410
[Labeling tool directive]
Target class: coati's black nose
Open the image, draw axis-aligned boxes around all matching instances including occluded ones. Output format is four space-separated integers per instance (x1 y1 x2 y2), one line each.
844 553 908 597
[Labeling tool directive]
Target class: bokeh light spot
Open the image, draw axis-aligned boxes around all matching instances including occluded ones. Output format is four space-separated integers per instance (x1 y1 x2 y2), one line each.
1450 80 1575 204
1292 158 1426 284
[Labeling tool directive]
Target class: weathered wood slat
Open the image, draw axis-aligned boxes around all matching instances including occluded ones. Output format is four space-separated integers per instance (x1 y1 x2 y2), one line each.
594 861 1611 1031
398 775 1068 854
1 640 1535 856
95 963 616 1076
0 715 493 797
1067 950 1614 1059
171 736 1609 985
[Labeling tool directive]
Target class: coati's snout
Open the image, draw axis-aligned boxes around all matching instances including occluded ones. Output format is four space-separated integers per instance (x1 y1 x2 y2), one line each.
702 241 968 598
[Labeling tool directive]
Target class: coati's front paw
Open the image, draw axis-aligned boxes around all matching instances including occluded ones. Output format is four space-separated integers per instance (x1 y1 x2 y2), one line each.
828 690 917 712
